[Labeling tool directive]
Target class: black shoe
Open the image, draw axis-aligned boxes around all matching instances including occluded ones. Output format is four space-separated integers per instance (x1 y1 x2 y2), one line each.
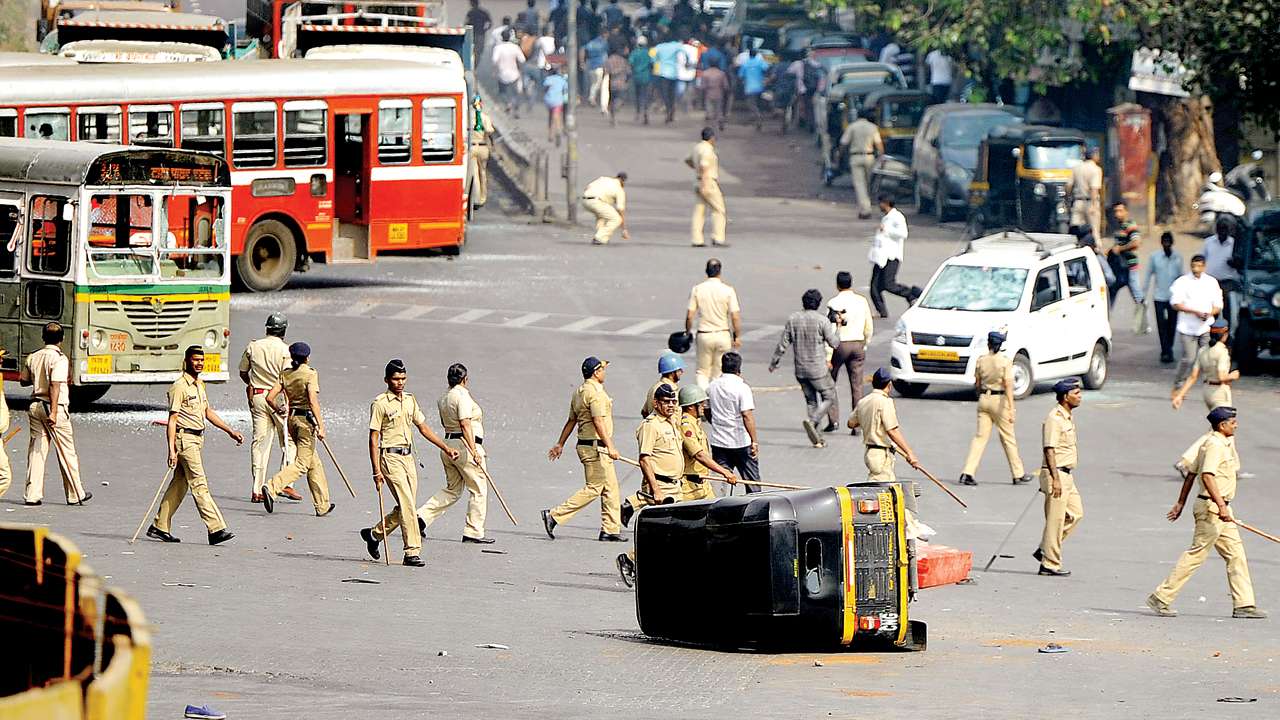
1013 474 1034 485
462 536 495 544
207 529 235 546
75 492 92 505
541 509 556 539
1032 547 1044 563
316 503 336 517
616 553 636 588
1160 353 1174 364
24 500 42 506
403 555 425 567
958 474 977 486
1038 565 1071 577
620 499 635 528
822 421 837 433
360 528 381 560
599 532 627 542
146 525 181 543
261 487 274 514
850 427 859 436
418 517 426 536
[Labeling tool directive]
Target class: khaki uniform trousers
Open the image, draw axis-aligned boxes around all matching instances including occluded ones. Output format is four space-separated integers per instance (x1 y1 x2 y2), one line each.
1152 499 1254 609
250 392 295 496
471 143 491 206
265 416 330 514
25 402 85 504
550 445 621 534
691 183 727 246
1038 468 1083 571
0 417 11 500
371 452 422 556
864 447 896 482
1203 383 1232 411
418 439 488 540
681 476 716 502
849 154 875 215
961 394 1025 478
1070 198 1102 240
154 433 227 534
694 330 732 388
582 198 622 243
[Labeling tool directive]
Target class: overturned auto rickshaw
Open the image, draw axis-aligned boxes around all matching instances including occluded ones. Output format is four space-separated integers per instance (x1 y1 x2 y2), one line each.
965 124 1087 237
634 481 927 651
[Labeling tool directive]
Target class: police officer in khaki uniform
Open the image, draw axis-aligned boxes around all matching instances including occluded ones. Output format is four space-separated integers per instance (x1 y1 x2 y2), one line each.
0 347 13 500
20 322 88 506
641 352 684 418
1147 407 1266 619
1035 379 1083 577
959 332 1033 486
686 258 742 389
260 342 333 517
848 368 921 481
360 359 458 567
239 313 298 503
687 127 727 247
581 173 630 245
417 363 492 543
543 356 626 541
1171 317 1236 411
146 346 242 545
837 110 884 219
470 96 497 208
676 384 737 502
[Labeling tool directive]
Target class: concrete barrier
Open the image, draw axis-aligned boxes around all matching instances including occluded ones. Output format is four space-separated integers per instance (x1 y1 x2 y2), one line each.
916 543 974 588
477 87 554 221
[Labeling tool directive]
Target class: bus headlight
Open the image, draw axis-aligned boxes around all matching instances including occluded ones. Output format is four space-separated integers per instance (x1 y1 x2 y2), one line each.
92 330 105 349
204 330 218 348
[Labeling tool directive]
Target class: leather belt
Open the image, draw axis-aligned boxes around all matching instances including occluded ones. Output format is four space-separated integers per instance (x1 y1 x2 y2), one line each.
980 388 1002 395
445 433 482 443
685 474 705 482
582 195 597 200
177 427 204 436
655 474 680 483
1043 466 1074 473
1197 495 1229 504
867 444 896 454
1206 381 1225 386
382 446 412 455
697 329 730 334
577 439 604 447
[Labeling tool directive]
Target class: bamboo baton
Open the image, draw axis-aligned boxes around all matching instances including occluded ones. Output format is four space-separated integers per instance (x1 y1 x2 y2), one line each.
373 476 390 566
1237 518 1280 545
129 466 175 544
3 424 19 445
319 436 357 498
477 463 518 526
914 465 969 509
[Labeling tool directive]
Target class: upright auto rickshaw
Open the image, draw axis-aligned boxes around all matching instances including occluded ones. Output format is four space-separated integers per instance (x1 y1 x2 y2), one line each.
859 88 928 196
821 84 923 186
965 124 1086 237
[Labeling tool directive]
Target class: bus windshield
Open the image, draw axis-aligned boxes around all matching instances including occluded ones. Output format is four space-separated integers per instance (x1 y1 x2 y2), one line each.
88 193 156 276
161 193 226 280
86 190 226 281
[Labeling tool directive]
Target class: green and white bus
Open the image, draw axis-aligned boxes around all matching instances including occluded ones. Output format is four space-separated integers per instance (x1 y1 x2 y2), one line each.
0 138 231 403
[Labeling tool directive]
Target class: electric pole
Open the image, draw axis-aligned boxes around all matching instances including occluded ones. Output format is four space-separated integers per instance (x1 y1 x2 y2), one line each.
565 0 579 222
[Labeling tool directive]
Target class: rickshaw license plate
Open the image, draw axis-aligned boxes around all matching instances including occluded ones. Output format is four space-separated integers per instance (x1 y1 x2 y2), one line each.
916 349 960 361
204 353 221 373
108 333 127 352
87 355 112 375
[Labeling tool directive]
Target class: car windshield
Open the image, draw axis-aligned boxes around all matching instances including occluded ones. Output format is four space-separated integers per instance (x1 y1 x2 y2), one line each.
1024 141 1085 169
921 264 1029 311
1248 226 1280 269
941 113 1017 151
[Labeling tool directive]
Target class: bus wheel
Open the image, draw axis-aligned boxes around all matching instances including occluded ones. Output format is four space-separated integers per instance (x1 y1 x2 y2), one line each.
236 220 297 293
69 385 111 408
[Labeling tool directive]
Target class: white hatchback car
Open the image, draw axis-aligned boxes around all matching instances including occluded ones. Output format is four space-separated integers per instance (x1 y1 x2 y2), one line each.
889 232 1111 399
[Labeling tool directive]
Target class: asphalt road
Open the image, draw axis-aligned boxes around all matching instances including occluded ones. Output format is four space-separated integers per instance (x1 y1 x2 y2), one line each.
11 2 1280 717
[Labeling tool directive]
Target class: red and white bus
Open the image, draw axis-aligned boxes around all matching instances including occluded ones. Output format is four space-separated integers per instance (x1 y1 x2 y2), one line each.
246 0 460 59
0 59 470 291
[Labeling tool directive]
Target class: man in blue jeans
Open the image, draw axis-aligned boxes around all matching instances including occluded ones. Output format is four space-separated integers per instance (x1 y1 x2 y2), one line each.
737 47 769 131
652 33 686 124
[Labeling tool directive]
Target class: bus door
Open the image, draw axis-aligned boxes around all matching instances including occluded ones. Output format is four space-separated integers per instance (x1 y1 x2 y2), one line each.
19 193 75 364
332 108 372 261
0 192 22 373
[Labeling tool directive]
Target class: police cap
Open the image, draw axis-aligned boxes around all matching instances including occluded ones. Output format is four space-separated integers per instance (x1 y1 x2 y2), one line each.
1052 378 1080 395
872 367 892 387
988 330 1006 346
288 342 311 358
1210 316 1229 331
581 356 608 378
385 358 407 377
1207 406 1237 426
654 383 678 401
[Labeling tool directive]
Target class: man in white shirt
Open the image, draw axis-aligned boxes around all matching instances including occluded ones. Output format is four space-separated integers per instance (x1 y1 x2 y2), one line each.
1202 217 1240 334
924 49 953 104
490 30 526 115
868 195 921 318
707 352 761 493
824 271 875 432
1169 253 1224 388
686 258 742 388
878 41 900 65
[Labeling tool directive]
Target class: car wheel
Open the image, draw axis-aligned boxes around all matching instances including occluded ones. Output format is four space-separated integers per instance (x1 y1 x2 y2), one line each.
1233 318 1260 375
913 179 930 215
1011 353 1033 399
892 380 928 398
69 384 111 408
1082 342 1108 389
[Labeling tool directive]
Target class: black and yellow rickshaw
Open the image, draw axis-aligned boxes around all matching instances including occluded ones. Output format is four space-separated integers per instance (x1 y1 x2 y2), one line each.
964 124 1087 237
857 88 928 196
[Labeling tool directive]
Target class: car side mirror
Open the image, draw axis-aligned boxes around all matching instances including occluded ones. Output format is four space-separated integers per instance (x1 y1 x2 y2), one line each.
1011 147 1021 158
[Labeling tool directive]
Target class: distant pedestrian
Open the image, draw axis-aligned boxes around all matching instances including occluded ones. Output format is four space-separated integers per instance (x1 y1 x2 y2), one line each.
701 64 730 131
823 271 873 433
543 66 568 144
686 127 727 247
707 352 762 493
1106 201 1144 310
653 34 685 124
868 195 921 318
1169 254 1223 389
515 0 540 34
686 258 742 387
769 289 840 448
1202 216 1240 334
582 32 609 108
1171 317 1236 411
923 49 953 104
465 0 493 67
1036 378 1083 577
958 332 1033 486
838 110 883 218
604 48 631 125
737 47 769 131
1144 232 1184 363
1068 147 1103 239
580 172 629 245
602 0 624 28
628 37 653 124
491 30 526 116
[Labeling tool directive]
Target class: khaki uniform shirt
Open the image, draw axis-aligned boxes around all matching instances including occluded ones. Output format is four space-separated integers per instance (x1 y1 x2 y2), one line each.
583 176 626 210
1195 431 1239 502
239 336 290 391
1042 404 1078 469
470 109 495 146
975 352 1012 392
282 364 318 411
168 373 207 430
572 378 613 441
688 140 719 182
26 345 70 406
839 118 880 154
1069 159 1102 201
641 377 677 417
369 391 426 448
1197 343 1230 384
0 381 8 434
679 412 709 477
637 412 683 478
438 384 484 438
687 277 740 333
853 389 898 448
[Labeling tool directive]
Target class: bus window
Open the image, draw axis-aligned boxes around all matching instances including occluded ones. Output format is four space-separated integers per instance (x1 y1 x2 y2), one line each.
77 106 122 144
0 109 16 138
160 194 225 280
284 100 327 168
27 196 71 276
377 99 412 165
25 109 70 141
129 105 175 148
87 194 157 278
422 98 456 163
180 105 226 156
232 103 277 168
0 203 18 277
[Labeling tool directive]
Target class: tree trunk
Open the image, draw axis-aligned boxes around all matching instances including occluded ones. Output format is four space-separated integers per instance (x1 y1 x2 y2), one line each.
1154 95 1220 221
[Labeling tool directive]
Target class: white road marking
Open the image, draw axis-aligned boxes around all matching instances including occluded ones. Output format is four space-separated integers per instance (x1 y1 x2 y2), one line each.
284 297 326 315
739 324 782 343
392 305 434 320
557 316 609 332
614 318 668 336
503 312 549 327
338 302 379 317
448 308 494 323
